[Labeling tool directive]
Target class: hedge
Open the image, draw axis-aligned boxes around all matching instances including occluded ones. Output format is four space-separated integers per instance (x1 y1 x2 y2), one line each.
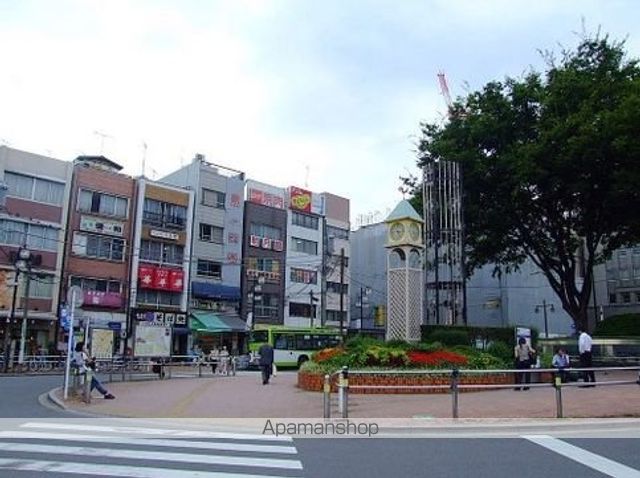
594 314 640 337
421 325 539 348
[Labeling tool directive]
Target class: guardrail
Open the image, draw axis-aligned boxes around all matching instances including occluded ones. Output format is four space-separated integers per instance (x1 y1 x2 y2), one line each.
324 366 640 419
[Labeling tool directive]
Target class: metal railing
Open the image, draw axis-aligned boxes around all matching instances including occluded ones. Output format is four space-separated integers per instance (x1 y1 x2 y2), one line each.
324 366 640 419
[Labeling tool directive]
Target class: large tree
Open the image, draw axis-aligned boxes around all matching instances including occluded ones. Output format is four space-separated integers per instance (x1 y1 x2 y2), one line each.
413 35 640 331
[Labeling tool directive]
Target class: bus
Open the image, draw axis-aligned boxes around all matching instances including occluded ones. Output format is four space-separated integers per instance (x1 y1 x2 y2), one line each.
248 325 342 368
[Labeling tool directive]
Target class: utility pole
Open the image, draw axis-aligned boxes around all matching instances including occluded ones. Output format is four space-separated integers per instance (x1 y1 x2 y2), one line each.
339 248 345 338
18 269 31 364
309 291 319 328
320 217 328 327
2 269 20 372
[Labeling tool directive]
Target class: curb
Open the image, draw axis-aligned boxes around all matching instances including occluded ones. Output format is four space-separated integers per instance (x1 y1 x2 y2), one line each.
47 387 68 411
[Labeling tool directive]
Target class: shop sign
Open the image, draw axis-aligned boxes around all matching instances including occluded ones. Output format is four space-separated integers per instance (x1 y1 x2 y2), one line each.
150 229 179 241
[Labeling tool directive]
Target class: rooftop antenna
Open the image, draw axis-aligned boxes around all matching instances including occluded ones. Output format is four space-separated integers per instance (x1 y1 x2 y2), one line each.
93 130 113 154
304 164 310 188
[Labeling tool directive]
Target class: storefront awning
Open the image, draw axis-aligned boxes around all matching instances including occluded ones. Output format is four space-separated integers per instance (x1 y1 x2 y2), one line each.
189 311 249 333
192 282 241 301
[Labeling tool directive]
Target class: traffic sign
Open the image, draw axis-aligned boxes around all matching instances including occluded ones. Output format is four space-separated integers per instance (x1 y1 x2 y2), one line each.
107 321 122 331
60 307 70 330
67 285 84 309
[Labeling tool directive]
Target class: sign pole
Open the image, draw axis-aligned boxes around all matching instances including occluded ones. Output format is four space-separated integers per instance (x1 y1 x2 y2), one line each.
63 289 76 400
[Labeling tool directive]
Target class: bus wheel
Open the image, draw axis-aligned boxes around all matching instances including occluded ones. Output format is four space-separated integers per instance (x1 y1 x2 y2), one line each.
297 356 309 368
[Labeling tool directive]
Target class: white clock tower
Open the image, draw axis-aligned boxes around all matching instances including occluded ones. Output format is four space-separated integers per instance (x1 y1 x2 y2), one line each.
385 200 424 342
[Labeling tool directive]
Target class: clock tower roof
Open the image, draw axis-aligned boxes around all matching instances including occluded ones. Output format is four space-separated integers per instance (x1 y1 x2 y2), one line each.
385 200 423 223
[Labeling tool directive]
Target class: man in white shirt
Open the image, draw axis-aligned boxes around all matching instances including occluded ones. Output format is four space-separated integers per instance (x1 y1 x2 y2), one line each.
578 329 596 385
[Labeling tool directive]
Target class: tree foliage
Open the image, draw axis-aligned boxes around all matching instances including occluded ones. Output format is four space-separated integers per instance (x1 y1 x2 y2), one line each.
414 35 640 330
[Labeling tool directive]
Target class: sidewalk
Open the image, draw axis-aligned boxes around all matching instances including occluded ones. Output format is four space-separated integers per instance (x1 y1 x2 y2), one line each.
55 370 640 419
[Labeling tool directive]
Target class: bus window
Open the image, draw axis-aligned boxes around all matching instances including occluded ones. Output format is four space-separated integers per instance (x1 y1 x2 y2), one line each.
274 334 288 350
296 335 314 350
250 331 268 343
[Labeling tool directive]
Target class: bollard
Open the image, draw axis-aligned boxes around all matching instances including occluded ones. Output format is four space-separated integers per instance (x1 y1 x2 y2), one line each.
323 374 331 420
232 357 237 376
109 357 114 383
554 373 563 418
121 357 126 383
341 366 349 419
451 368 460 419
83 370 92 404
198 359 202 378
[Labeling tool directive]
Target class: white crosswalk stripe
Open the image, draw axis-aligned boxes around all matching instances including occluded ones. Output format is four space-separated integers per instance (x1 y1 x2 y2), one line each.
0 423 303 478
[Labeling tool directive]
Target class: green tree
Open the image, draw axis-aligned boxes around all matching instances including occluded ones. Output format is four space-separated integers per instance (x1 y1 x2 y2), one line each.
413 35 640 331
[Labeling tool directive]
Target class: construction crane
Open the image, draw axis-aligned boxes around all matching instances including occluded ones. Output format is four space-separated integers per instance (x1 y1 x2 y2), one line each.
437 71 454 116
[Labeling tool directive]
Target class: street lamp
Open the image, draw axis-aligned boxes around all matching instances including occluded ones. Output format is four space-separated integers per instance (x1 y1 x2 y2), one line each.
535 299 555 339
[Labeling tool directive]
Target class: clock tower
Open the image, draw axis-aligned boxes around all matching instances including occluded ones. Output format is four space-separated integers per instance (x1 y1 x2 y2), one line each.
385 200 424 342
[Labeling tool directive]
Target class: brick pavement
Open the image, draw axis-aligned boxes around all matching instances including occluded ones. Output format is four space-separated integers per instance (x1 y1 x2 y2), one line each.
55 369 640 419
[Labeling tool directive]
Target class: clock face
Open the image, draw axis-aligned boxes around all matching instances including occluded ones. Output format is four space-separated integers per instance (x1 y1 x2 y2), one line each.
409 223 420 242
390 222 405 241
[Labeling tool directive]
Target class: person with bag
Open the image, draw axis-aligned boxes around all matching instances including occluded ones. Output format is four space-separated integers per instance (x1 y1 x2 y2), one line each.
514 337 535 391
73 342 115 399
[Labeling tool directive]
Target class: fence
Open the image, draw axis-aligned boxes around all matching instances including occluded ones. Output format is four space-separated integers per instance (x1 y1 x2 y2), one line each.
324 365 640 419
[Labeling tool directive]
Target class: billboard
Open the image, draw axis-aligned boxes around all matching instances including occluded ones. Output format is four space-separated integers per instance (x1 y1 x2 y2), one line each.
290 186 312 212
246 180 285 209
91 328 114 359
134 325 172 357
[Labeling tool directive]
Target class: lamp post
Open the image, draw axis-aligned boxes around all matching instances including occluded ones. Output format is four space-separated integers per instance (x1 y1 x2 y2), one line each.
15 248 35 364
535 299 555 339
2 261 21 372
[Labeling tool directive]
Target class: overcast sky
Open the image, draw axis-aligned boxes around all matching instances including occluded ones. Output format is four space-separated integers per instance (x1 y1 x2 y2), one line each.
1 0 638 226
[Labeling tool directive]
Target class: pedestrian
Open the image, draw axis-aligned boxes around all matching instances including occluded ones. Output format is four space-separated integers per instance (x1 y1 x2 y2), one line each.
514 337 535 391
552 347 571 383
578 328 596 386
209 347 219 375
219 346 229 375
258 342 274 385
73 342 115 399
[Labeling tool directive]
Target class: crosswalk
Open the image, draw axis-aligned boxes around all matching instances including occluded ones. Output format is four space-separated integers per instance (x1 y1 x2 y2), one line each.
0 421 304 478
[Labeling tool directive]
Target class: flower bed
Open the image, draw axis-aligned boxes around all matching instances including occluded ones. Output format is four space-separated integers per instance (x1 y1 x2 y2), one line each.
298 370 553 394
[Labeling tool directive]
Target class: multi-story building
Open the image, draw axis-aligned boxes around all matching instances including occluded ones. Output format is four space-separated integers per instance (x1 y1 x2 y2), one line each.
323 192 351 331
284 186 325 327
241 180 287 326
594 247 640 319
129 178 194 355
162 154 247 353
61 156 136 356
0 146 72 355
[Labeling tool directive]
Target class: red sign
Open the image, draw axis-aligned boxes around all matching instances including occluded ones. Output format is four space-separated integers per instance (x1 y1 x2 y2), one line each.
229 193 241 208
290 186 312 212
249 188 285 209
154 268 170 290
84 290 123 308
169 269 184 292
138 265 155 289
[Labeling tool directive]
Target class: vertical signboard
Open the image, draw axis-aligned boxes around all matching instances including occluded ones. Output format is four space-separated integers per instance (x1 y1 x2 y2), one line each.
223 175 245 288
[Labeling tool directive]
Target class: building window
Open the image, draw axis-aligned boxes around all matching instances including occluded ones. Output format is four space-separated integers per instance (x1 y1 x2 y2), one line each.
5 172 65 205
326 310 347 322
70 276 121 293
327 281 348 294
142 199 187 230
199 223 224 243
137 289 181 307
621 292 631 303
289 302 316 318
291 237 318 255
197 259 222 278
326 226 349 240
249 223 282 241
254 293 279 319
78 189 128 218
609 293 617 303
292 212 319 230
72 232 124 261
202 188 225 209
25 277 54 298
290 268 317 284
0 220 58 251
247 258 280 273
140 240 184 266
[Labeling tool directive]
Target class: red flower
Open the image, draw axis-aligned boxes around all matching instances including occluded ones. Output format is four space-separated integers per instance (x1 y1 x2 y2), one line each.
407 350 468 367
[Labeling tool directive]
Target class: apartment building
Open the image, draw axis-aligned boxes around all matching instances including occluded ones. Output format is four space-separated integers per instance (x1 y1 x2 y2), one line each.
62 156 136 356
241 180 287 326
129 178 194 356
323 192 351 331
284 186 325 327
0 146 72 354
162 154 247 352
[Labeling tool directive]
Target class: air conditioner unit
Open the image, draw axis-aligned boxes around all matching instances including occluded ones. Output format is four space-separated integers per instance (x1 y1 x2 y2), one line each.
272 240 283 252
262 237 272 249
250 235 261 247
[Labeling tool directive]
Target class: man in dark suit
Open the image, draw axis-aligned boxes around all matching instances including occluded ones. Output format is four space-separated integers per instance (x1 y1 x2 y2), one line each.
258 343 274 385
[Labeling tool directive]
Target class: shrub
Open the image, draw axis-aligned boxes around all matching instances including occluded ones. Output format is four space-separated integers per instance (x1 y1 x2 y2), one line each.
312 347 344 363
412 341 444 352
428 329 470 347
407 350 468 367
594 314 640 337
487 341 513 364
466 352 506 369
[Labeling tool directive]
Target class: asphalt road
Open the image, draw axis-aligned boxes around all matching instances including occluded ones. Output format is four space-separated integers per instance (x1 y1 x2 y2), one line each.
0 375 638 477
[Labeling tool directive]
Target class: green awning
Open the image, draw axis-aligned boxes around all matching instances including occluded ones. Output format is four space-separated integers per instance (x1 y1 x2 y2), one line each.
189 311 249 334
